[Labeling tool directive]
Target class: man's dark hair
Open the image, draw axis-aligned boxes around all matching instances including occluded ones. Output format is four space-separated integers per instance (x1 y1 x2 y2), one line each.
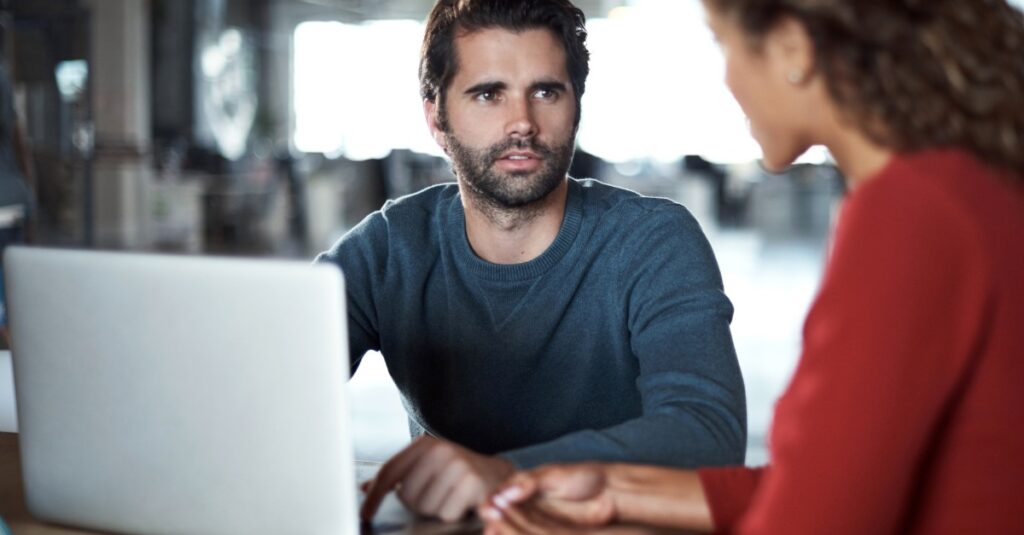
419 0 590 128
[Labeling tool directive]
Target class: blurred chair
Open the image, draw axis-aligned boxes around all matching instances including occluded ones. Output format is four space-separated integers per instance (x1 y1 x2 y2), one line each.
0 62 33 341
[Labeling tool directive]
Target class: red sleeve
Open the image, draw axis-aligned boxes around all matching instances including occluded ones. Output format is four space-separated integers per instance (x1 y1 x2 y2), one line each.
698 466 766 533
736 165 991 534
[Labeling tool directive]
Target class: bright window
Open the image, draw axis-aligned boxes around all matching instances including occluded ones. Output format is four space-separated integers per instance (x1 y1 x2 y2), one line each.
578 1 760 163
291 3 830 164
293 20 439 159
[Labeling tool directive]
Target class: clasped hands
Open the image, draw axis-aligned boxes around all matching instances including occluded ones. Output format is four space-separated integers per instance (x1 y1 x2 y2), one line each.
480 464 619 534
361 435 620 533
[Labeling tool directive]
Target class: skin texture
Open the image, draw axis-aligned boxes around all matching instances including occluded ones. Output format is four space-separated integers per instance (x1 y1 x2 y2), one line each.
479 464 712 534
361 436 516 523
361 26 580 523
478 3 896 533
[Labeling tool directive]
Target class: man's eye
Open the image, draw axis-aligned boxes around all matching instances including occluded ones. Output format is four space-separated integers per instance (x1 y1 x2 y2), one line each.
476 91 496 101
535 89 559 101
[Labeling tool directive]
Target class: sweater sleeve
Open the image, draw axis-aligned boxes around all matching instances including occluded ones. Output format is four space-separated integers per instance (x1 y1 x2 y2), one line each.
734 171 991 533
503 205 747 469
314 210 389 374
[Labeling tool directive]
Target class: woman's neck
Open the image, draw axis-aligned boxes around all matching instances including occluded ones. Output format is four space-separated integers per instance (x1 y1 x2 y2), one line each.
823 123 895 190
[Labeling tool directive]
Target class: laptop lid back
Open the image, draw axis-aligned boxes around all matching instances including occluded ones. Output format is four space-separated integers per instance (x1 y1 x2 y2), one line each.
5 246 355 535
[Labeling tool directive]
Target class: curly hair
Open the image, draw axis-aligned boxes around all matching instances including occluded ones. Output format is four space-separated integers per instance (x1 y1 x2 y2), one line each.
706 0 1024 178
419 0 590 128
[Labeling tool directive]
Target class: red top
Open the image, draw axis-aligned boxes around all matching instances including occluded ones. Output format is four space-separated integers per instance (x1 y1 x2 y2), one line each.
699 149 1024 534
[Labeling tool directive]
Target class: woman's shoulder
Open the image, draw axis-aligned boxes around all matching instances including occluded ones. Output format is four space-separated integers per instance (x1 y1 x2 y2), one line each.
852 149 1021 226
836 148 1023 286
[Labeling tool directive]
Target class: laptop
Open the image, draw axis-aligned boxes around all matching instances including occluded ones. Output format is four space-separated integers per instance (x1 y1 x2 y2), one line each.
4 246 358 535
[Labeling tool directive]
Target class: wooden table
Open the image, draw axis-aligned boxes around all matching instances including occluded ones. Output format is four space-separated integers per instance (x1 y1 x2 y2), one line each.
1 432 94 535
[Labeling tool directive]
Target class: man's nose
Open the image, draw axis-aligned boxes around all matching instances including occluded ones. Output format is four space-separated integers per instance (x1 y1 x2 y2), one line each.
504 97 537 139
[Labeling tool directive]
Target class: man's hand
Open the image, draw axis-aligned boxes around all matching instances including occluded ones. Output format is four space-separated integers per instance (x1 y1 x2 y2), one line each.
480 500 594 535
361 436 517 523
480 463 617 529
481 463 714 533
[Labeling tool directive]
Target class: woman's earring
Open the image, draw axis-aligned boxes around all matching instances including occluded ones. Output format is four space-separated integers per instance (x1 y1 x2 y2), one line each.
786 70 805 84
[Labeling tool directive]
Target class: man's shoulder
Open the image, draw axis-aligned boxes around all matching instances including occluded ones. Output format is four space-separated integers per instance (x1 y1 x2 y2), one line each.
320 182 457 261
379 182 460 220
571 177 698 227
354 182 460 237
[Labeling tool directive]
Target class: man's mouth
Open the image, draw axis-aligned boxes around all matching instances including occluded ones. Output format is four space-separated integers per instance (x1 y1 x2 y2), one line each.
499 150 540 160
495 151 543 172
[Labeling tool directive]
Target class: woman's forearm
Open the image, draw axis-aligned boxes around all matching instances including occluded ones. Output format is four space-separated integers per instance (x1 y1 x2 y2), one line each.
605 464 714 532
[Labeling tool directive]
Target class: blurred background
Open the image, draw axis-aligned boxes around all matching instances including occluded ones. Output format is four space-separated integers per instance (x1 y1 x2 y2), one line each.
9 0 1014 464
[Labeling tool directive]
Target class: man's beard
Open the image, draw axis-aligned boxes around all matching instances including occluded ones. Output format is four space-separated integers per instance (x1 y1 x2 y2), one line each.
445 133 575 210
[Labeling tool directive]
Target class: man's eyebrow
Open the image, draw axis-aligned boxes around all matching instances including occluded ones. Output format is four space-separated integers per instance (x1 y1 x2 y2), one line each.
463 81 506 95
531 80 569 93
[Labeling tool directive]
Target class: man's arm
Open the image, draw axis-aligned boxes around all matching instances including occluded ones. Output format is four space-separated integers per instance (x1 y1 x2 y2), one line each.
314 210 388 373
503 205 746 469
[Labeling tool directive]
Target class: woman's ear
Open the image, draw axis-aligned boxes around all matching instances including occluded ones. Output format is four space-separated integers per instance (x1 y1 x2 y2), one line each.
765 15 816 86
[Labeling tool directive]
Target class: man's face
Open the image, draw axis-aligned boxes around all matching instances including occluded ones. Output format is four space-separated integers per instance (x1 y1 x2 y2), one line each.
429 27 578 208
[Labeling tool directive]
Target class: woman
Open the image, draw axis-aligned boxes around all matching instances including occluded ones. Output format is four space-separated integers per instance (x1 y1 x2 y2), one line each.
479 0 1024 533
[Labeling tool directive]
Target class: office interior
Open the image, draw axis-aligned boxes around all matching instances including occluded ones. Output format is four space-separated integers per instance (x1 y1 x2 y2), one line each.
3 0 959 466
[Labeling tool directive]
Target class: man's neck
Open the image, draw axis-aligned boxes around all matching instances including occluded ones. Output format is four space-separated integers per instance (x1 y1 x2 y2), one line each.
461 180 569 265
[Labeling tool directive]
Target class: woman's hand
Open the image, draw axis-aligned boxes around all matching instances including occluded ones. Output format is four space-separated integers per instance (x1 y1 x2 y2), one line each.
480 463 617 528
480 463 715 533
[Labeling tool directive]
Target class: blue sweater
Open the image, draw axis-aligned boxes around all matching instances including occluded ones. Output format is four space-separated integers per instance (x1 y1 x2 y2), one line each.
318 178 746 468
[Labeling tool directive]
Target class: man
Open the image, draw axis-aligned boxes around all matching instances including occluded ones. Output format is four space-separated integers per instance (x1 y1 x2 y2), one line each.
316 0 746 523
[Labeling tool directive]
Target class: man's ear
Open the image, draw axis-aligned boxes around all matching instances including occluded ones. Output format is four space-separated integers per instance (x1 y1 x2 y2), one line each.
423 98 447 151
